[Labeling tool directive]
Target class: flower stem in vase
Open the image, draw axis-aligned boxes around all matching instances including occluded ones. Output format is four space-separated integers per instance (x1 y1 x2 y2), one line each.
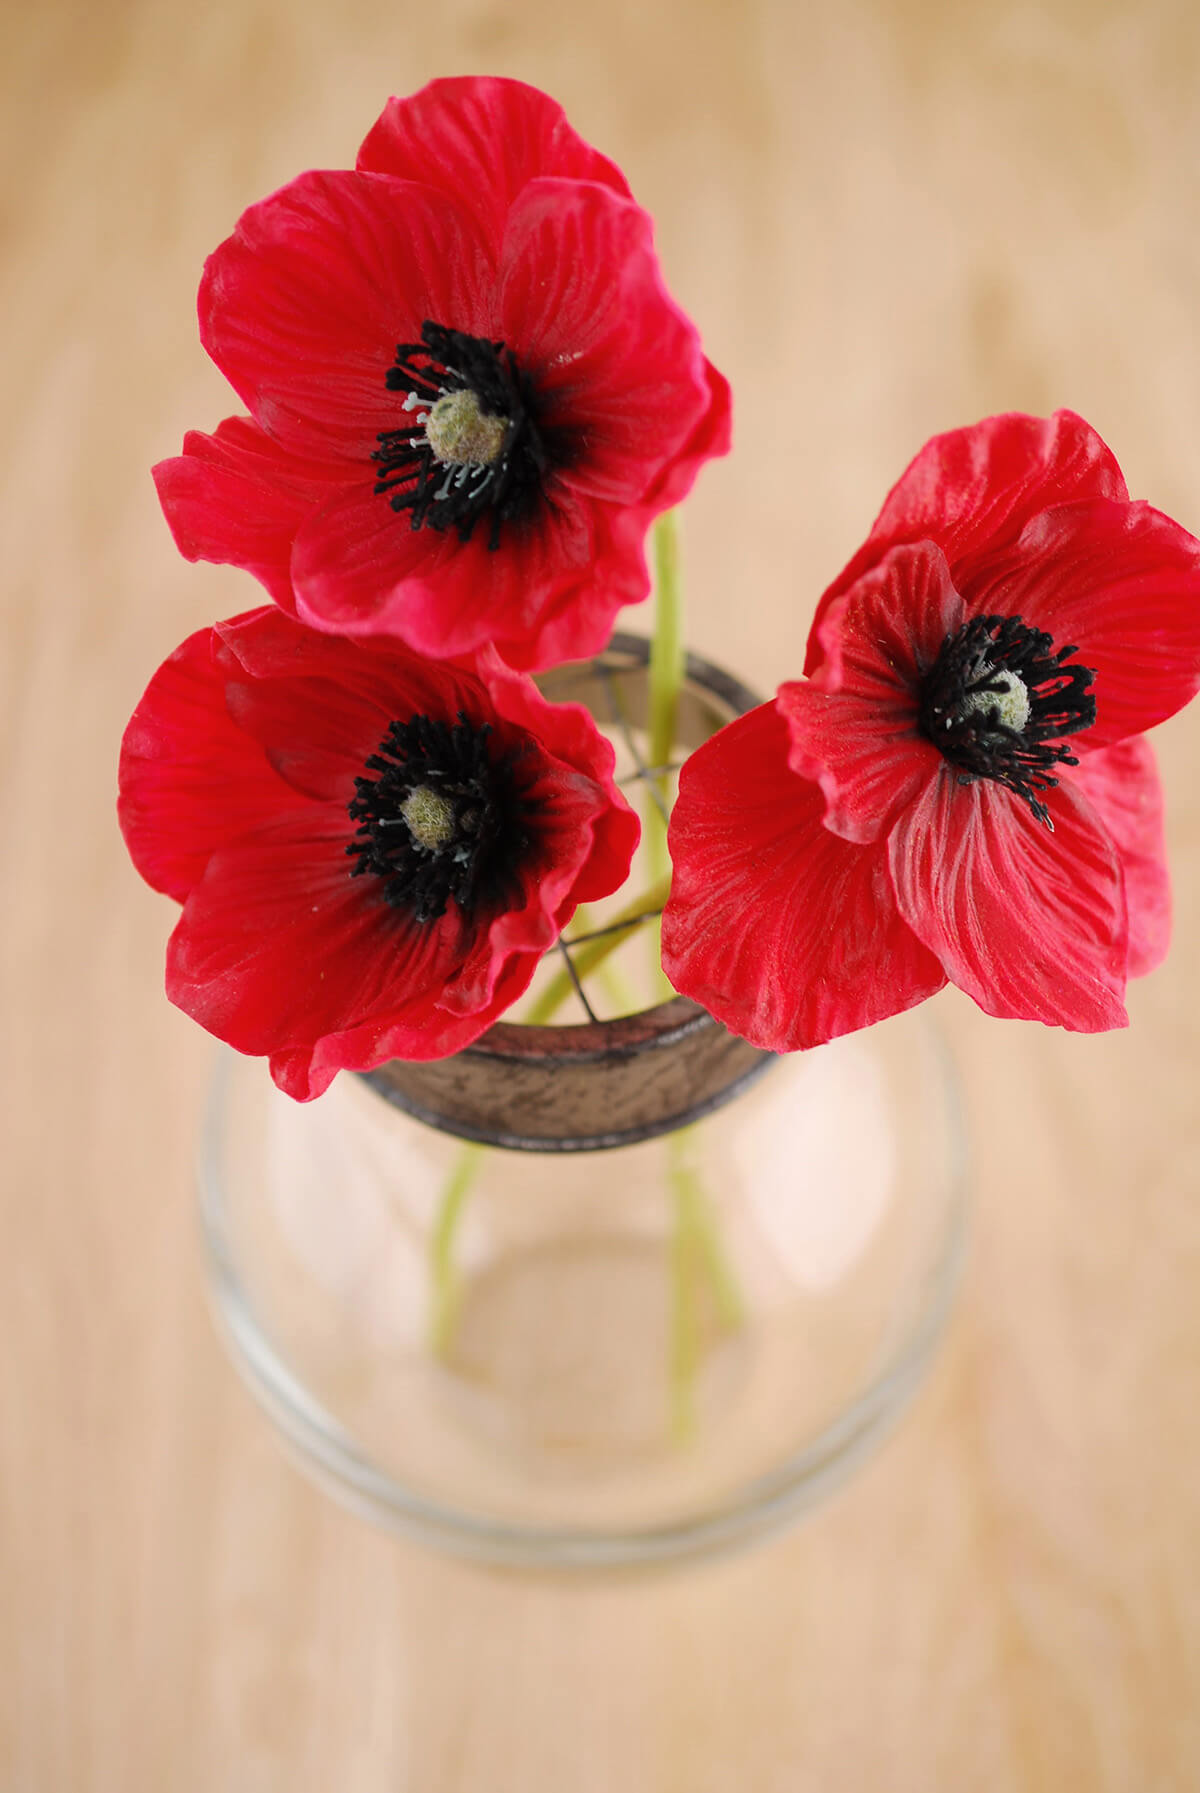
429 1141 485 1354
668 1126 746 1440
646 511 684 998
425 887 669 1358
523 876 672 1026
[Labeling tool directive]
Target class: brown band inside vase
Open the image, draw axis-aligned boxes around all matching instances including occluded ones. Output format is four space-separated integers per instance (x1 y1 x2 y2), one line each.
363 635 775 1151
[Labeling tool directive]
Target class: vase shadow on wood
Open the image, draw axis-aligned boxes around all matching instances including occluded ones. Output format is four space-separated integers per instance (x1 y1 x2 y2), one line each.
198 638 968 1570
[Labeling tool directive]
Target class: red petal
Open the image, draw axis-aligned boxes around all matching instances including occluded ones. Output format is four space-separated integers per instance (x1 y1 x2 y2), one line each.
166 809 472 1084
292 476 647 669
152 416 349 612
1070 737 1169 978
213 607 478 800
199 173 495 458
213 605 468 705
356 77 631 250
889 768 1129 1030
779 543 960 842
499 180 714 506
662 704 946 1051
477 645 641 913
638 359 733 511
271 949 544 1100
118 622 306 902
805 410 1127 675
222 672 390 804
964 498 1200 752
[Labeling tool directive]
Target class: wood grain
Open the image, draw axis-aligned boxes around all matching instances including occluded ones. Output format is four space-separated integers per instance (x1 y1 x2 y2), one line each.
3 1 1200 1787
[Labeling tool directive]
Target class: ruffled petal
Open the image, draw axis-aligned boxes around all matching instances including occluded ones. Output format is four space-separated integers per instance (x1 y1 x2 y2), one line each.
152 416 350 612
212 607 482 800
1070 737 1170 978
222 673 390 804
292 474 647 669
166 808 472 1089
963 498 1200 752
356 77 631 247
274 949 543 1100
487 502 657 672
638 359 733 512
805 410 1128 676
779 542 961 843
199 173 495 458
499 179 715 506
889 767 1128 1030
477 645 640 910
118 623 307 902
662 704 947 1051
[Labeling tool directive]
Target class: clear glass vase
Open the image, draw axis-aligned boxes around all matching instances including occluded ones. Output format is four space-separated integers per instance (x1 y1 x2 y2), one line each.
197 639 968 1569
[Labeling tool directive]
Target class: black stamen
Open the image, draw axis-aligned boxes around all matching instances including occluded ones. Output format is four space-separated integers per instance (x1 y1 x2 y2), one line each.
372 321 548 550
347 710 531 922
919 614 1096 826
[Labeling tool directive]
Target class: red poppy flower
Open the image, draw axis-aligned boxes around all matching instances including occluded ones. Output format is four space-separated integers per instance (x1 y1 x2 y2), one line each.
118 608 639 1099
153 77 730 672
662 411 1200 1048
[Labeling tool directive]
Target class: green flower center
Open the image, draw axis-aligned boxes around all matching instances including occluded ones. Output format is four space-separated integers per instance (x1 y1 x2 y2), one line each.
400 784 461 853
955 665 1031 734
423 389 508 469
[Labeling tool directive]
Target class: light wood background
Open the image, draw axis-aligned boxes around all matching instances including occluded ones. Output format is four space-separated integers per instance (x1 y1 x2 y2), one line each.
3 1 1200 1787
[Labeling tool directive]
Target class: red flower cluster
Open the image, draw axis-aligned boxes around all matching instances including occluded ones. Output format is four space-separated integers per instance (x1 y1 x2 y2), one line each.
663 411 1200 1046
119 609 638 1099
154 77 729 672
124 73 1200 1096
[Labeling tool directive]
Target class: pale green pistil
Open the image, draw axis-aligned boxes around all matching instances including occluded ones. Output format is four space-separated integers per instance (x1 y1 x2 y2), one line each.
424 389 507 468
958 666 1031 734
401 785 457 853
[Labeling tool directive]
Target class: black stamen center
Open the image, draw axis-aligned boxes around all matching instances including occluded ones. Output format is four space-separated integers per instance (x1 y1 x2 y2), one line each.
919 614 1096 827
347 711 530 922
372 321 548 550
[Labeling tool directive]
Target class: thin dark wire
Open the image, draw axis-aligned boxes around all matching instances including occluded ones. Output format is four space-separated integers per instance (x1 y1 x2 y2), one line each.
540 655 674 1021
618 762 683 786
556 936 599 1023
563 908 666 947
595 659 671 825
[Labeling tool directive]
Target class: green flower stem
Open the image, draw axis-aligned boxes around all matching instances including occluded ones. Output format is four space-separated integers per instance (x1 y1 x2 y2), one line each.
524 873 672 1027
669 1162 701 1442
645 512 684 999
648 510 684 800
667 1127 746 1441
427 883 669 1356
429 1141 485 1355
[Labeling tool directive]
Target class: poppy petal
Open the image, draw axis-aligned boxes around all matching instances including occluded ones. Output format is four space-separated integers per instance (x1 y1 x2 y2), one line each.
779 542 960 842
152 416 350 612
499 180 715 506
356 77 631 242
963 498 1200 752
662 704 947 1051
639 360 733 510
889 768 1129 1030
477 645 641 909
166 808 467 1082
1070 737 1169 978
805 410 1127 675
118 623 307 902
291 476 646 669
199 173 495 458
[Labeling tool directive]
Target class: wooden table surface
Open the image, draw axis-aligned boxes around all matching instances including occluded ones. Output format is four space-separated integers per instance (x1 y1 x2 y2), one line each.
4 1 1200 1787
